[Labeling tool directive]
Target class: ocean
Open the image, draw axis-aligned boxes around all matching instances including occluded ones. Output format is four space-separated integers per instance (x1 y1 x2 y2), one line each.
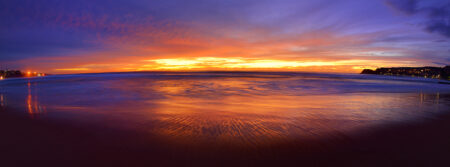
1 72 450 166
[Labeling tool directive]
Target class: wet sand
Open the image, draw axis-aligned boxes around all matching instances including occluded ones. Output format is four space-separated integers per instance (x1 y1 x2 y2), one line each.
2 110 450 167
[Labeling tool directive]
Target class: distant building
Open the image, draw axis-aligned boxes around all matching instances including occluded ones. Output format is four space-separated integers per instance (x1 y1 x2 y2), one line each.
0 70 23 78
0 70 46 79
361 66 450 80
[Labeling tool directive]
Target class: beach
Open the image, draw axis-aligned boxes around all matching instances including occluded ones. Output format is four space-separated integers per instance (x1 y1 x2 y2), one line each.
1 72 450 166
2 107 450 166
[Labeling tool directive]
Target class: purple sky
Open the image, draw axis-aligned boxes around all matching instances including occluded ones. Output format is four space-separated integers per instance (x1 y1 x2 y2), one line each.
1 0 449 73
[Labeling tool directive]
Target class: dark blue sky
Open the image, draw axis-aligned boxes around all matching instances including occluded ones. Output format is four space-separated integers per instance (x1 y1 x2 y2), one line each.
1 0 449 73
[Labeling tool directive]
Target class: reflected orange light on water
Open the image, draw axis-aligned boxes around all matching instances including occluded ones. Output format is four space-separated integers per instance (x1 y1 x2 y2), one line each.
0 94 5 109
145 93 395 145
99 76 445 146
26 81 46 117
9 73 447 147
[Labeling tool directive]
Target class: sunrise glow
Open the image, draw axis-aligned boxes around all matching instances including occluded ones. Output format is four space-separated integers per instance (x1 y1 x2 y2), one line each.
51 57 418 73
144 57 409 71
1 0 448 74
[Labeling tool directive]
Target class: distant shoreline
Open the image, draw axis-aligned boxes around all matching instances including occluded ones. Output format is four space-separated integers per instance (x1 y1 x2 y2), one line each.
0 70 45 79
361 66 450 80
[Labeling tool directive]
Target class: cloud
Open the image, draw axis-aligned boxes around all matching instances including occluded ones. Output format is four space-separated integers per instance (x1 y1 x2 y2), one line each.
432 62 449 66
386 0 450 38
424 5 450 38
0 27 103 61
385 0 419 15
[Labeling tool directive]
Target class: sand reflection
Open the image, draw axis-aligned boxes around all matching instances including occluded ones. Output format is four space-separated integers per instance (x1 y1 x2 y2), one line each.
101 76 448 146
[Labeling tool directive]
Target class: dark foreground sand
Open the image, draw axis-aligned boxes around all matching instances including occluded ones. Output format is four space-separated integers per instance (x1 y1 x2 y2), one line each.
1 110 450 167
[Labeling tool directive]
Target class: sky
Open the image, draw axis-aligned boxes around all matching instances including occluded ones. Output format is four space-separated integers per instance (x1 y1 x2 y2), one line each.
0 0 449 73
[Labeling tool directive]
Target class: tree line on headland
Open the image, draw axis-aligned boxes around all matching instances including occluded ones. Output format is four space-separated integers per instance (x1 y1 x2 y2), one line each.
361 66 450 80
